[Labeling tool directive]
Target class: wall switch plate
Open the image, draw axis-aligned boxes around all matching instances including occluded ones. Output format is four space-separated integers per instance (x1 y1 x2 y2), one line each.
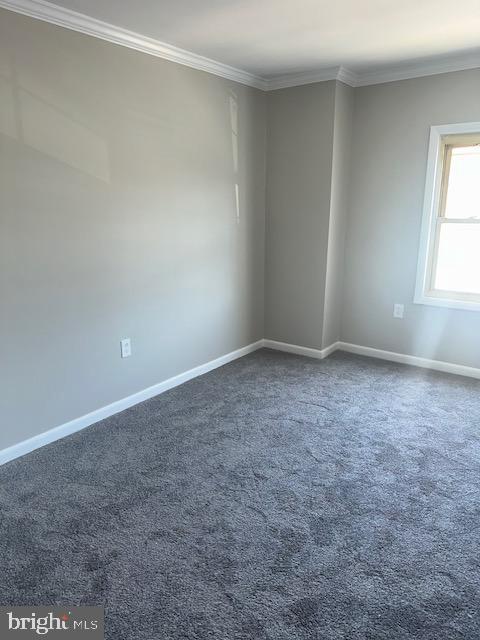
120 338 132 358
393 303 405 319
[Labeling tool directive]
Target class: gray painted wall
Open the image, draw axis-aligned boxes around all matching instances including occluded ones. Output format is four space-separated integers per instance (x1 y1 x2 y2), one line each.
322 82 354 349
0 10 266 450
265 81 336 350
2 9 480 453
264 80 354 351
341 69 480 368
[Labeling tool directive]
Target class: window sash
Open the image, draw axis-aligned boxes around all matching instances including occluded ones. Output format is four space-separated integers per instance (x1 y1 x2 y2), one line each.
424 136 480 302
427 218 480 301
414 122 480 312
438 139 480 221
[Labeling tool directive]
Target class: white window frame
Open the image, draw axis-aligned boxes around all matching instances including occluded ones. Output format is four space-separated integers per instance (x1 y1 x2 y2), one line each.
414 122 480 312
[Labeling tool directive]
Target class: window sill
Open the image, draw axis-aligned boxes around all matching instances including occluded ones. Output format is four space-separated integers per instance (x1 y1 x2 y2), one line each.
414 293 480 312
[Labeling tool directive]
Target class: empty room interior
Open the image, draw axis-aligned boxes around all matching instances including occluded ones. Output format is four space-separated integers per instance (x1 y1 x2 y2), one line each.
1 1 480 638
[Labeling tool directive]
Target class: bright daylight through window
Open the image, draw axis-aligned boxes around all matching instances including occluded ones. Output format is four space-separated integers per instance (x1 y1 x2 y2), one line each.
416 125 480 310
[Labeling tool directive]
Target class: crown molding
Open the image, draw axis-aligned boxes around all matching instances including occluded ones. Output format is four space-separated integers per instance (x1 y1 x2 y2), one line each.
265 66 356 91
336 66 360 87
271 50 480 90
0 0 268 90
353 50 480 87
2 0 480 92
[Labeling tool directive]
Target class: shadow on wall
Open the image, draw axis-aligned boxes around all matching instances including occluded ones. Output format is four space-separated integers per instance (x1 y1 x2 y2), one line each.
0 56 110 182
410 308 476 366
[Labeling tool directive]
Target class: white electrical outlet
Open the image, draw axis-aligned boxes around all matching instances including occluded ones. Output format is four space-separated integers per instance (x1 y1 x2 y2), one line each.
393 303 404 319
120 338 132 358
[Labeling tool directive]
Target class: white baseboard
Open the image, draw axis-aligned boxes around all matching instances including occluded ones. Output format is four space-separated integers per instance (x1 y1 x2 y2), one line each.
2 336 479 466
263 339 340 360
264 338 480 380
0 339 264 466
337 341 480 380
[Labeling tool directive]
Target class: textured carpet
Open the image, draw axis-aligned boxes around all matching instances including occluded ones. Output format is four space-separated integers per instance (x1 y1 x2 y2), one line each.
1 349 480 639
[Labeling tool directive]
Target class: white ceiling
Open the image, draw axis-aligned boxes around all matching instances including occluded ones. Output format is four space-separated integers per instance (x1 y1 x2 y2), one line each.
43 0 480 80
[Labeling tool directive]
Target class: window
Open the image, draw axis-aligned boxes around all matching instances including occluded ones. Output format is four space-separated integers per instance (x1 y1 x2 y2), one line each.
415 123 480 311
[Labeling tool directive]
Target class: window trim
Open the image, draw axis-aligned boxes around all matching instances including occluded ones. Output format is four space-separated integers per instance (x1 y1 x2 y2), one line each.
414 122 480 312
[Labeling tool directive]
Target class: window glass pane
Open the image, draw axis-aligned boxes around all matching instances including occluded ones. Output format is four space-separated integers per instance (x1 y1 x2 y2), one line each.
444 145 480 219
434 223 480 294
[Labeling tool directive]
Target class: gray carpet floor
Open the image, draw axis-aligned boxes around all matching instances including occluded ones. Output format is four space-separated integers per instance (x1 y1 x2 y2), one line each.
1 349 480 639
